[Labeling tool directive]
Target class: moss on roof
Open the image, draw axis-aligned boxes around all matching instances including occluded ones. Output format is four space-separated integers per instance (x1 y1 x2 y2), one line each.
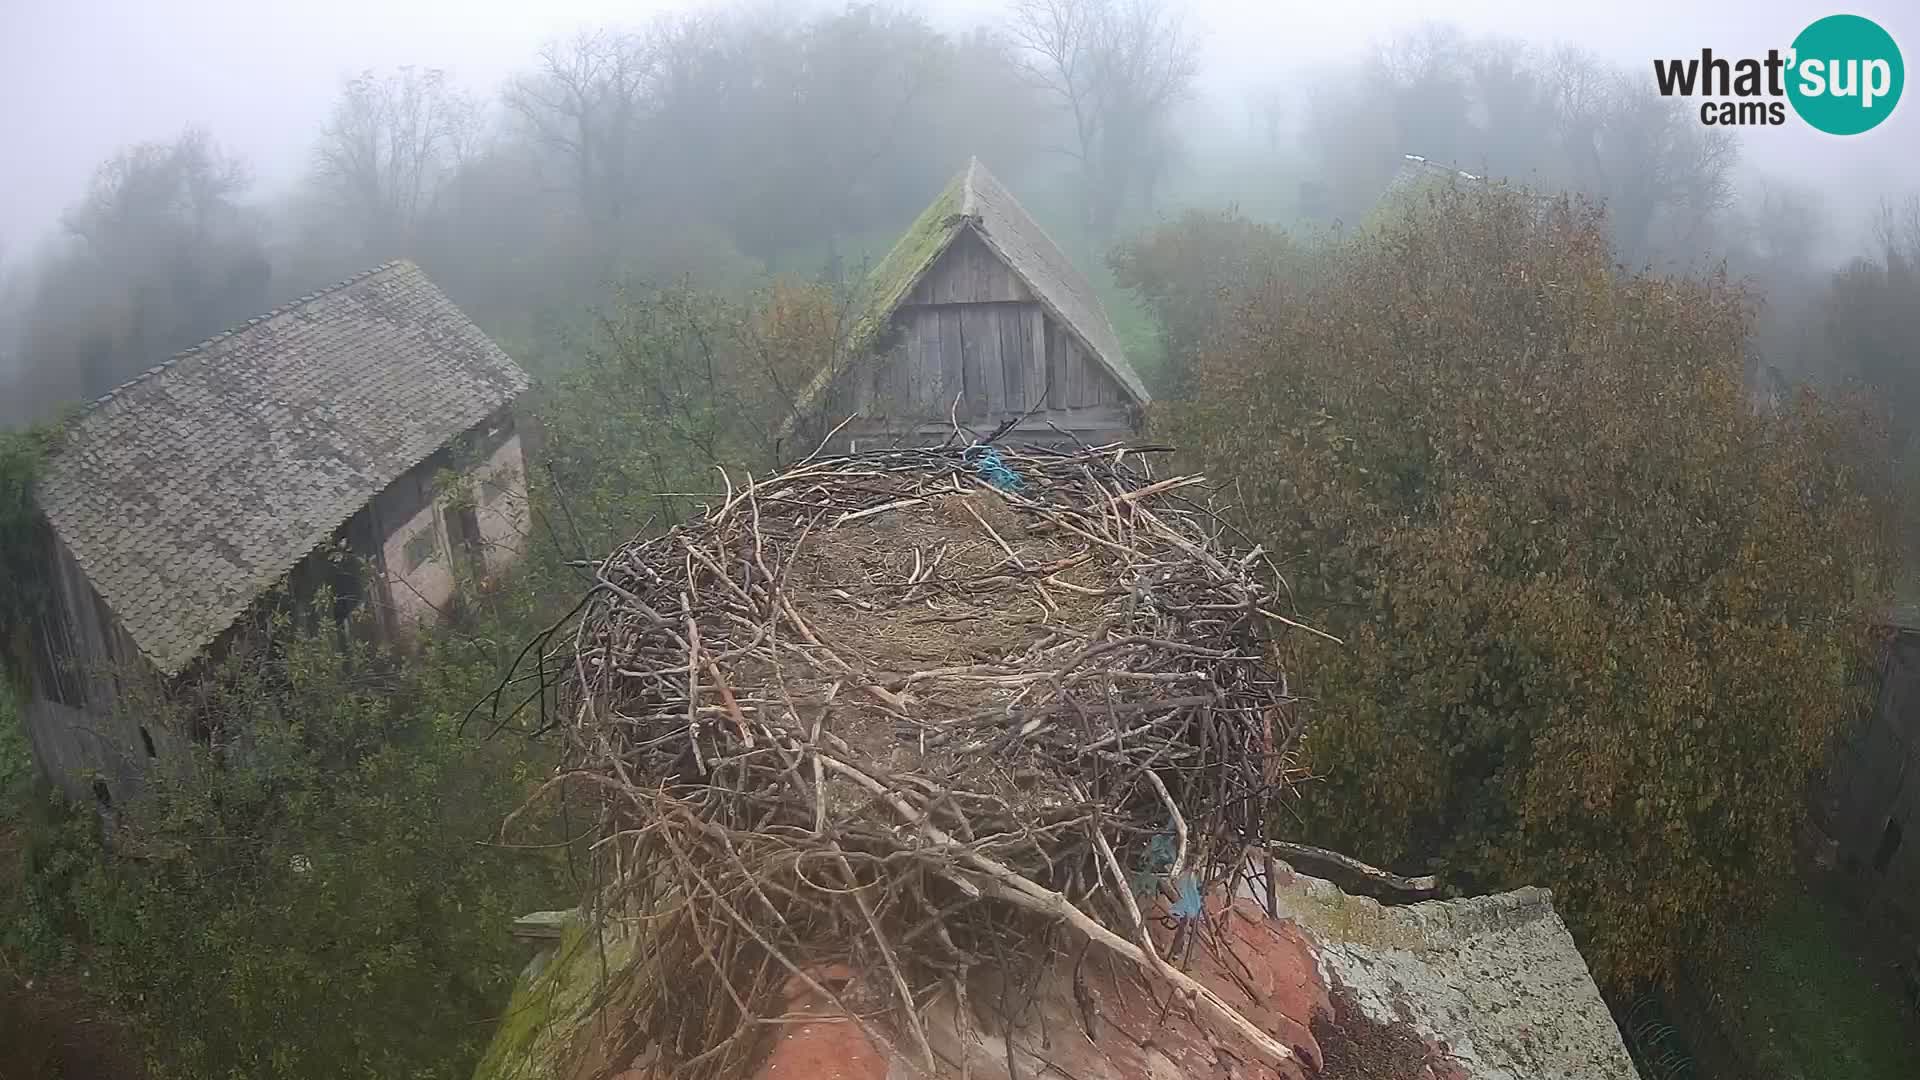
847 171 966 351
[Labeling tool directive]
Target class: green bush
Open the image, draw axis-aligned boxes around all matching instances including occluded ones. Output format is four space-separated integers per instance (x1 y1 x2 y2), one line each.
1108 208 1295 395
1154 185 1893 988
11 597 569 1079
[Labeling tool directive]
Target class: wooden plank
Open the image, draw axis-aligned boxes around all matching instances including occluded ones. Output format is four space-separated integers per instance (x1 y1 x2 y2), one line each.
964 306 999 417
938 307 964 416
1024 306 1047 409
893 312 910 411
1064 324 1086 406
939 241 956 303
918 231 1024 304
957 233 980 303
1081 340 1121 406
1062 330 1114 408
914 309 933 411
1045 317 1065 409
1000 306 1028 413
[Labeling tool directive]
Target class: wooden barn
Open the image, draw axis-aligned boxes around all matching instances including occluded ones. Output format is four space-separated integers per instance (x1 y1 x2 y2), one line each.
792 158 1149 451
21 261 532 803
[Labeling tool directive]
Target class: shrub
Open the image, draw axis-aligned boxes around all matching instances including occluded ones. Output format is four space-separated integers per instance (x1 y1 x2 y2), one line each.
13 597 569 1079
539 279 846 549
1107 209 1294 395
1156 185 1893 987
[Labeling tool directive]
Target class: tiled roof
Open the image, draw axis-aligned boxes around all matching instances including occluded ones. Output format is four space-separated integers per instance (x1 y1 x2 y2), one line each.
35 261 529 675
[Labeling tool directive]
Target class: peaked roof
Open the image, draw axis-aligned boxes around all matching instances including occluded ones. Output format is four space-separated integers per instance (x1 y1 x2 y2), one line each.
807 158 1148 414
36 260 530 675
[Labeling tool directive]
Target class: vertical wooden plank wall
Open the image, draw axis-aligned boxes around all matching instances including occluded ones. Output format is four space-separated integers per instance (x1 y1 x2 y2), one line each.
842 225 1133 436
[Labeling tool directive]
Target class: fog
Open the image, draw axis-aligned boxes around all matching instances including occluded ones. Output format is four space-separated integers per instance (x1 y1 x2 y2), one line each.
1 0 1915 423
3 0 1911 252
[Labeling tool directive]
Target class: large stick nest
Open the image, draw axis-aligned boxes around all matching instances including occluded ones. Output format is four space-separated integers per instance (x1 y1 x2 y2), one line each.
517 443 1316 1077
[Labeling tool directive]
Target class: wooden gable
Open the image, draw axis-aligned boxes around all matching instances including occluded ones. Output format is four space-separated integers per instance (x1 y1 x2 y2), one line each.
826 227 1134 442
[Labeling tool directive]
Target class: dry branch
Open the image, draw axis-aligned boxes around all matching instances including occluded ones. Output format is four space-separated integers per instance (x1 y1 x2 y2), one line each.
510 442 1319 1077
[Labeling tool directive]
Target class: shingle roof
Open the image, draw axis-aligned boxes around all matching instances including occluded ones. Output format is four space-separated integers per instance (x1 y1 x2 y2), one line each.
35 260 529 675
794 158 1148 423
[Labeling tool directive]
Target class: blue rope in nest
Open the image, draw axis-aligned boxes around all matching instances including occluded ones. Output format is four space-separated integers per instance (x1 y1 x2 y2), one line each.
963 445 1024 492
1131 828 1205 920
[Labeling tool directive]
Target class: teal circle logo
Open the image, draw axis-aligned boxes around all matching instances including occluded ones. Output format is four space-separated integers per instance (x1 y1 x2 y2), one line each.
1787 14 1903 135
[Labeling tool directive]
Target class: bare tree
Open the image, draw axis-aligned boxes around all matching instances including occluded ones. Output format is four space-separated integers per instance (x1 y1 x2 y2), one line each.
312 67 475 259
505 30 652 238
1008 0 1198 242
1569 69 1735 264
767 5 949 267
1872 193 1920 264
21 131 268 407
1246 84 1286 151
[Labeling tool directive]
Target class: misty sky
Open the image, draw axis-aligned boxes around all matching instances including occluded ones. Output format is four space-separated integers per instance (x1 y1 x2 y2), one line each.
1 0 1914 261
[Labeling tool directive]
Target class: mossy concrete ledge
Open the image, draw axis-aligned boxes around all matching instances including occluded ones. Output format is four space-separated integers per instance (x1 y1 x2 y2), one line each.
472 909 638 1080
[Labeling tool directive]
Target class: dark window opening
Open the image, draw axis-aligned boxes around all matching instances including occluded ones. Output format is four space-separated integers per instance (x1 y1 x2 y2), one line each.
1872 818 1903 874
403 531 436 572
456 505 483 566
139 725 157 759
92 779 112 808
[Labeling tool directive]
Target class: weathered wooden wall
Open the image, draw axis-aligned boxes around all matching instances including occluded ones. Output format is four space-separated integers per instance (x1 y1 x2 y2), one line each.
22 530 167 803
824 228 1136 449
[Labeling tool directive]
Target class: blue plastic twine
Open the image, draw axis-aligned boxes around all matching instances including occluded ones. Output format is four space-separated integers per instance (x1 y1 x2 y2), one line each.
1131 826 1204 920
963 445 1023 492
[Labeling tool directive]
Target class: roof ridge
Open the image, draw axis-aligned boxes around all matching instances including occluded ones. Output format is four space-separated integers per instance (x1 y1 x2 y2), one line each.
960 156 982 219
74 259 414 417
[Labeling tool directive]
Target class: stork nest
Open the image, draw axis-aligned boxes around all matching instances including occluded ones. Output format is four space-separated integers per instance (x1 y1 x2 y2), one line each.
506 443 1318 1078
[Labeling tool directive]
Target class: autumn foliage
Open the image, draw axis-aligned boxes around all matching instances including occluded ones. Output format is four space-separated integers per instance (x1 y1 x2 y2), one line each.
1153 186 1893 987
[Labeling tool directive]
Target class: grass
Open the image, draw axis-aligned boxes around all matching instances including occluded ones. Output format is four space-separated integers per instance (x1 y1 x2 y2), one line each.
1691 883 1918 1079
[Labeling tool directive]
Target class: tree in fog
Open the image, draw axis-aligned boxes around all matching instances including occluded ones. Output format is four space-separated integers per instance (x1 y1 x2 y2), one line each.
1823 195 1920 455
1564 67 1736 263
20 131 268 408
311 67 476 260
736 6 958 268
493 10 1042 282
1246 83 1286 152
1008 0 1199 242
1304 28 1737 265
506 29 652 242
